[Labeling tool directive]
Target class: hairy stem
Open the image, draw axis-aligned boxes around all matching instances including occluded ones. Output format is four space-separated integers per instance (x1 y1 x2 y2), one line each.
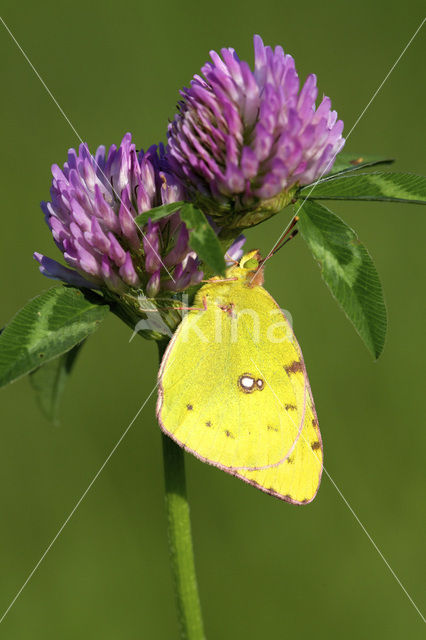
158 340 205 640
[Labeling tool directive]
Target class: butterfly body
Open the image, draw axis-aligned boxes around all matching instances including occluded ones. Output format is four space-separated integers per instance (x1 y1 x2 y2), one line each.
157 252 323 504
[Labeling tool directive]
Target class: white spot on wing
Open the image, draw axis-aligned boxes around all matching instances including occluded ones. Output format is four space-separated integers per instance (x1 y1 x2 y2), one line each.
241 376 255 389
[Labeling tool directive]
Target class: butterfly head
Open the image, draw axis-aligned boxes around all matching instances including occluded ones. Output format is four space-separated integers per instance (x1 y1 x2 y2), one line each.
226 250 264 287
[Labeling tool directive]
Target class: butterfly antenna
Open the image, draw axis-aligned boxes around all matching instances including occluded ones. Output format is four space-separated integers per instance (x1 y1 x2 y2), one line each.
272 228 298 253
260 215 299 269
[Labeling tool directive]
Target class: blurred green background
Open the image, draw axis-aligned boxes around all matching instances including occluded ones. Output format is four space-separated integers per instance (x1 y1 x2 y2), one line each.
0 1 425 638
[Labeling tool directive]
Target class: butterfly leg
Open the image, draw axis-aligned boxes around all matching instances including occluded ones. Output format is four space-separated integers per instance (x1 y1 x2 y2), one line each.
169 297 208 312
201 277 238 284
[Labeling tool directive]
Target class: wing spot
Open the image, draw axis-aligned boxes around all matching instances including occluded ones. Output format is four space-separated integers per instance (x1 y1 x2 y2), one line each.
186 404 193 411
238 374 265 393
287 456 294 464
205 421 212 427
312 417 319 427
284 494 292 501
311 441 321 450
218 303 235 317
225 430 235 439
238 374 255 393
267 425 279 432
284 361 303 375
285 403 297 411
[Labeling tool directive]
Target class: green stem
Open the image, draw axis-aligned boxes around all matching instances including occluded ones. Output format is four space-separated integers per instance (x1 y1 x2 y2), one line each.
158 341 205 640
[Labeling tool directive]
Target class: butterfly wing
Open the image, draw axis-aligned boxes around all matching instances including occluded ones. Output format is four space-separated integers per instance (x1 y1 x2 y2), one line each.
157 281 323 504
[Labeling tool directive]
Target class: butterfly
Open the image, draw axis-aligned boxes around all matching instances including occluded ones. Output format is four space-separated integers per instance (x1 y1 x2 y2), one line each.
157 251 323 504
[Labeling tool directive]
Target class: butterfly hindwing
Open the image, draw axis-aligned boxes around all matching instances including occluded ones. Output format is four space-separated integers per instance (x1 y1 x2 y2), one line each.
157 273 323 504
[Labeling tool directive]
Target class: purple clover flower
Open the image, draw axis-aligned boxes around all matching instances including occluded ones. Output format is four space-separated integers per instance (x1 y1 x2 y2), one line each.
167 35 345 223
35 133 203 296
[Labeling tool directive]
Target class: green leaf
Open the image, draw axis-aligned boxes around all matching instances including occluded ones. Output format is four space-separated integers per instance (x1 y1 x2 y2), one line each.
0 287 109 387
323 152 395 178
297 199 387 359
134 201 185 226
180 204 226 276
29 341 85 424
299 172 426 204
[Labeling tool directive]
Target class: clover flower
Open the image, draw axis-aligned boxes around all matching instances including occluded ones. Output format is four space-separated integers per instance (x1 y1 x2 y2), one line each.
167 35 345 225
34 133 203 297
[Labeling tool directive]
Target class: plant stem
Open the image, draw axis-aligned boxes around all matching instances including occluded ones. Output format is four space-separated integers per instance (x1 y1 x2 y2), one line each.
158 341 205 640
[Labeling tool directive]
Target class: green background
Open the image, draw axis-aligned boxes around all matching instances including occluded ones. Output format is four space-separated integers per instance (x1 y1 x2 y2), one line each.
0 1 425 637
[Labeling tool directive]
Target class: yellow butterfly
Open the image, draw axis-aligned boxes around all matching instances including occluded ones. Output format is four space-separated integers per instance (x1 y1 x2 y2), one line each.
157 251 323 504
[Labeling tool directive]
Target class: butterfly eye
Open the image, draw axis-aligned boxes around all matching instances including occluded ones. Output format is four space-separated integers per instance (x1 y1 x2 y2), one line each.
243 258 258 270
